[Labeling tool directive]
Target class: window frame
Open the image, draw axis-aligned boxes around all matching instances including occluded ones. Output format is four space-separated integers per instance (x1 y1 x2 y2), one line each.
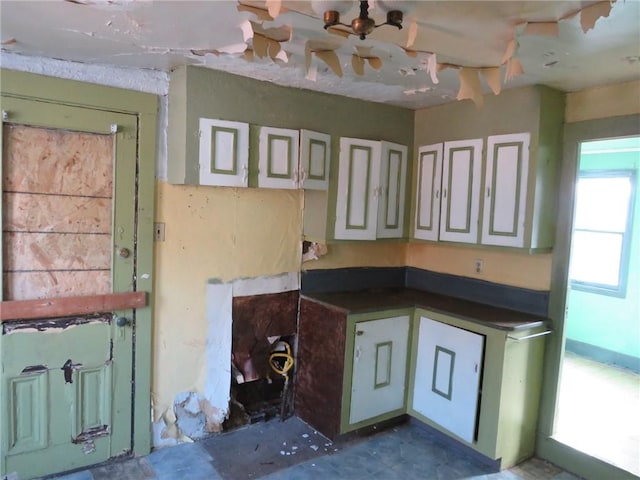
569 169 636 298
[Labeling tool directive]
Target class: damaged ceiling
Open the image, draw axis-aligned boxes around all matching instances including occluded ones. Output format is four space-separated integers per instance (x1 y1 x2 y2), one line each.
1 0 639 108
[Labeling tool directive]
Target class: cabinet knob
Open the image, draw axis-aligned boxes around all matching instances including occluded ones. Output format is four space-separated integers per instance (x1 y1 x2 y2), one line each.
356 330 364 336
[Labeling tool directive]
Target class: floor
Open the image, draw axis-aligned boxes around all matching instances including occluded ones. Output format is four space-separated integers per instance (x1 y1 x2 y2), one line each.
42 417 582 480
555 351 640 477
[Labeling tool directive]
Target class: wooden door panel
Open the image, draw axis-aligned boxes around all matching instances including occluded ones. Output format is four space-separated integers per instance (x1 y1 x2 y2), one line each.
1 99 138 479
4 193 111 233
2 125 113 196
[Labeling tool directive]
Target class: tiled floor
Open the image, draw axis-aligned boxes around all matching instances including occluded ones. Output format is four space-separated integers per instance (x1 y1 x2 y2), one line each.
43 417 582 480
555 351 640 477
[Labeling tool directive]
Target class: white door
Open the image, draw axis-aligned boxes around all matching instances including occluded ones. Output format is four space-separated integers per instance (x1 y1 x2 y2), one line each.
198 118 249 187
377 141 407 238
440 138 483 243
335 137 381 240
481 133 530 247
349 315 410 425
299 130 331 190
258 126 300 189
411 316 484 443
414 143 443 241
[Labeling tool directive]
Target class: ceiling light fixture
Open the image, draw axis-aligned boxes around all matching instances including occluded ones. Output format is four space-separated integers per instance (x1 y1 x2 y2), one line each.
320 0 403 40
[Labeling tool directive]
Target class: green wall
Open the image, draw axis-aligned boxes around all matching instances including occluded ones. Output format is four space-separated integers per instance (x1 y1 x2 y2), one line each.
566 139 640 362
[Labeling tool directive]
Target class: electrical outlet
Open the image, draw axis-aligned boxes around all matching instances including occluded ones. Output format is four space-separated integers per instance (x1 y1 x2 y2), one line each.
154 223 165 241
474 259 483 274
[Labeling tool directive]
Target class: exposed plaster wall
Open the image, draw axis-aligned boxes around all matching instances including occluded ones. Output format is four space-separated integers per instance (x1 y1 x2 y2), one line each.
152 182 303 439
565 80 640 123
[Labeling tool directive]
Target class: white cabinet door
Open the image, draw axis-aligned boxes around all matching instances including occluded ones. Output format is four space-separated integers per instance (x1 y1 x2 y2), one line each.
377 141 407 238
411 316 484 443
198 118 249 187
335 137 381 240
300 130 331 190
414 143 443 241
258 126 300 189
440 138 483 243
350 315 410 425
481 133 530 247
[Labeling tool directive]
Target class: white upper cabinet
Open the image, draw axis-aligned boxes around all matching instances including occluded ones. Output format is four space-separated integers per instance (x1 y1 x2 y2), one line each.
414 143 443 241
439 138 483 243
258 126 300 189
299 130 331 190
481 133 530 247
335 137 382 240
198 118 249 187
335 137 407 240
377 142 408 238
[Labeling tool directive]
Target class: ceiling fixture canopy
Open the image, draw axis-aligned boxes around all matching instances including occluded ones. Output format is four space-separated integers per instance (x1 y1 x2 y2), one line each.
319 0 403 40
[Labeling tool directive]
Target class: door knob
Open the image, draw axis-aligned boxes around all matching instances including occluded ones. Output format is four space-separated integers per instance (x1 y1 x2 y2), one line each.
118 247 131 258
115 316 131 327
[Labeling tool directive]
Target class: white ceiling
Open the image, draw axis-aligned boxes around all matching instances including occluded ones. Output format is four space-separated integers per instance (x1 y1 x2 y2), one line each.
1 0 639 109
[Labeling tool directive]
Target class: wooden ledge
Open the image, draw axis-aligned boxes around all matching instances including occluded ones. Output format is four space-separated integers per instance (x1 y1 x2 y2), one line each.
0 291 147 323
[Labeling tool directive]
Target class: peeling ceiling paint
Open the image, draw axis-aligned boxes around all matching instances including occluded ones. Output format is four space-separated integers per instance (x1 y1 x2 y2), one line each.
1 0 639 109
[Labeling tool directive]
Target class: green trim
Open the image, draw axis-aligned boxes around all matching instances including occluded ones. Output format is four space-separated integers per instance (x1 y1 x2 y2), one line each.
340 308 412 433
415 150 437 231
383 149 403 229
210 126 239 175
488 142 523 237
431 345 455 401
374 341 393 389
308 139 327 180
266 134 293 179
346 145 372 230
0 70 157 465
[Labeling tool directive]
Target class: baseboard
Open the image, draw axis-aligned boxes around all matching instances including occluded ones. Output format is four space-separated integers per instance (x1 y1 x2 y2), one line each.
565 339 640 373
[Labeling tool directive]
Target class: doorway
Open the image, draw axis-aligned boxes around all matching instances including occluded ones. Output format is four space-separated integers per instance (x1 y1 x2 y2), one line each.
554 137 639 476
537 115 640 480
0 70 157 480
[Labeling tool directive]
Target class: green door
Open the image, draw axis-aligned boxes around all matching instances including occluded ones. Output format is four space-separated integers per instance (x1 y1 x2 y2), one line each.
1 98 139 479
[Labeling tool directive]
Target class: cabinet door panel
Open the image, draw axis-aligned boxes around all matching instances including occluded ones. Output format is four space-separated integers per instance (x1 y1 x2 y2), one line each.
412 316 484 443
198 118 249 187
377 142 407 238
350 315 410 424
258 127 299 189
440 139 482 243
482 133 530 247
335 138 381 240
300 130 331 190
414 143 443 241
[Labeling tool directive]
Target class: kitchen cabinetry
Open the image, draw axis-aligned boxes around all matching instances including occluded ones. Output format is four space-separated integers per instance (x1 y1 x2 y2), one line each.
258 126 300 189
481 133 530 247
198 118 249 187
413 138 482 243
258 127 332 190
410 316 484 443
297 291 547 469
335 137 408 240
295 301 411 438
413 86 564 251
299 130 331 190
408 307 546 469
414 143 442 241
349 314 410 425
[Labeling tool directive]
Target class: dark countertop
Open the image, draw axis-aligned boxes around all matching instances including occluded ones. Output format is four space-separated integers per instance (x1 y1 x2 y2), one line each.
301 288 548 331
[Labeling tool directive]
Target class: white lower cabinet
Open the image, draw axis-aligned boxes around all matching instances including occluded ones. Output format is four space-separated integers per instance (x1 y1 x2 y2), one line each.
348 315 410 425
410 316 484 443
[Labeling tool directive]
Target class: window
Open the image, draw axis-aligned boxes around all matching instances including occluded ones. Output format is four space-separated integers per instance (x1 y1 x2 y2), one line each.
569 170 636 297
